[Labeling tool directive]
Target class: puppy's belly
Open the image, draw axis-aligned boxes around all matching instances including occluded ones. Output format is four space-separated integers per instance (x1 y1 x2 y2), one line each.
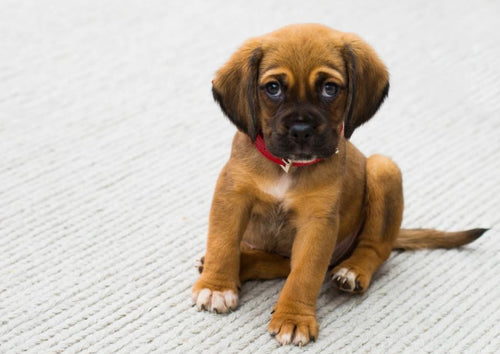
241 201 362 266
242 202 296 257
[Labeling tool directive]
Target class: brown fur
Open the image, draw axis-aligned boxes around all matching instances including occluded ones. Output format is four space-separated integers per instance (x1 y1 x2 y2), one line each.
192 24 487 346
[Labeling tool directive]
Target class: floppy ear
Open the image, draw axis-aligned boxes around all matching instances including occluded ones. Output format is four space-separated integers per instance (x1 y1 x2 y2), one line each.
342 34 390 139
212 39 263 142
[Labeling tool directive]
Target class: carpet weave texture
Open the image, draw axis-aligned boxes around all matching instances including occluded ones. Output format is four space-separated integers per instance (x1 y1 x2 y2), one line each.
1 1 499 353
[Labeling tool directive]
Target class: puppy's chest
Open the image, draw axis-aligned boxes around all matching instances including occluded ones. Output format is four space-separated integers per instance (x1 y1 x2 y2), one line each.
260 174 293 202
246 174 297 254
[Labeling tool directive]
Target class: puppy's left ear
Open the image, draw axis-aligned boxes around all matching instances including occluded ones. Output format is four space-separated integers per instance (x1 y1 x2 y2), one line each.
212 39 263 142
342 34 390 139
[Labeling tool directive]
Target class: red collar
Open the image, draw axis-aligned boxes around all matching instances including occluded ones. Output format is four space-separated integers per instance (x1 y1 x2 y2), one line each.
254 134 323 173
253 124 343 173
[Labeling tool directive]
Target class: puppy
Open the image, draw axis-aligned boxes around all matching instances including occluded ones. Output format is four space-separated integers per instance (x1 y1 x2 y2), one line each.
192 24 487 346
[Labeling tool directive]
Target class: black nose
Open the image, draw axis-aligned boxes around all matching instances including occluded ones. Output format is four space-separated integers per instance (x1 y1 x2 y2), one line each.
289 123 314 144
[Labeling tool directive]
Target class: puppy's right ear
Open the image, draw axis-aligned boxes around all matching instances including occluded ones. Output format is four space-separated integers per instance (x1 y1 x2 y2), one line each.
212 39 263 142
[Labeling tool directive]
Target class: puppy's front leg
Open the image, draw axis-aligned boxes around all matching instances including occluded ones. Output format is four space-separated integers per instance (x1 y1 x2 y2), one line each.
192 170 251 313
269 205 338 346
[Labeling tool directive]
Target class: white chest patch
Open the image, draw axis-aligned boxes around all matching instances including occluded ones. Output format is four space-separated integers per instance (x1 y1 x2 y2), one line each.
262 174 292 200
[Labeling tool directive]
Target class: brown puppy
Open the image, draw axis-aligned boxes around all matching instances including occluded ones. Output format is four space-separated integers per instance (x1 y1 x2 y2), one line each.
192 24 487 346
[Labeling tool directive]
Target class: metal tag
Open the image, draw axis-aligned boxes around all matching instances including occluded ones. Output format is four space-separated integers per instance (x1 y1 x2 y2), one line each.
280 159 292 173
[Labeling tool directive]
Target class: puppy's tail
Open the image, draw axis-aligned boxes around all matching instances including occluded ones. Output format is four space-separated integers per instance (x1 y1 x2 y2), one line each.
393 228 489 250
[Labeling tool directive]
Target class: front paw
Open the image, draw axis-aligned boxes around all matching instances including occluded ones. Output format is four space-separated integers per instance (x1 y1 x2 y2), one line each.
268 308 319 346
192 279 239 313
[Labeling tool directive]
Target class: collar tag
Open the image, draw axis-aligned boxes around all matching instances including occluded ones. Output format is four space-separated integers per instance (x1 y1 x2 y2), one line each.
280 159 292 173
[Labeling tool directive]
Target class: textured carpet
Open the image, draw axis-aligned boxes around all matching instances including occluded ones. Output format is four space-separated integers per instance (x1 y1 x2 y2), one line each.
1 0 499 352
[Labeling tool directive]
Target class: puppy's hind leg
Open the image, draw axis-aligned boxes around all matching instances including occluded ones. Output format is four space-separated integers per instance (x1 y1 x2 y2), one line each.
198 249 291 283
331 154 404 293
239 249 291 282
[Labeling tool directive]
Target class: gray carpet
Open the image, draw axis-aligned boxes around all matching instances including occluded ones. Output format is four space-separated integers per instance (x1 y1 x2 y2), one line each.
1 0 499 352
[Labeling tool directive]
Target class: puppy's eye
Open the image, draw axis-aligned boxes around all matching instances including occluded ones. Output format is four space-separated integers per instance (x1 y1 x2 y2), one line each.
322 82 339 98
265 81 282 98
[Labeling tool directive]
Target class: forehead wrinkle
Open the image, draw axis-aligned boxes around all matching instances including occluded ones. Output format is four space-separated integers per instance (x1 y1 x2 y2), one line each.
286 61 310 101
261 44 345 99
308 66 346 89
260 66 295 88
297 76 307 100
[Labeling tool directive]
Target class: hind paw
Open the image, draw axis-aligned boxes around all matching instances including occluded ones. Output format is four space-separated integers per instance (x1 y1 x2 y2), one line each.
195 256 205 274
331 266 369 293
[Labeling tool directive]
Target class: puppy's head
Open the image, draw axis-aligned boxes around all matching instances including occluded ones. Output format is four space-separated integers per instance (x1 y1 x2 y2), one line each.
212 24 389 161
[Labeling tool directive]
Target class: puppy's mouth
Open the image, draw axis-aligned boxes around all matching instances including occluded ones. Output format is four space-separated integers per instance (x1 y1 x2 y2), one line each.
286 154 318 163
266 142 337 161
